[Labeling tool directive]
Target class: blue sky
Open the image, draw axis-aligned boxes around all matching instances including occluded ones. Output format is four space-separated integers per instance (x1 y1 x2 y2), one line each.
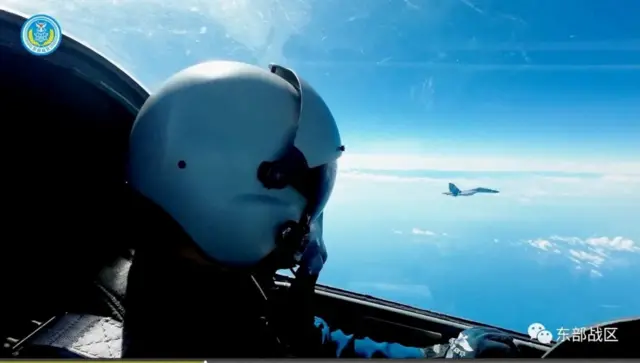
4 0 639 337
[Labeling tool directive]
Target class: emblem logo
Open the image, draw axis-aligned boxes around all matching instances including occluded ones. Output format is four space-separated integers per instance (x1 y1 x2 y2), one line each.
528 322 554 344
20 14 62 56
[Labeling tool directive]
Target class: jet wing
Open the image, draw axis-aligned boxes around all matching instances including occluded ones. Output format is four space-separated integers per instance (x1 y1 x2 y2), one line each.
470 187 499 194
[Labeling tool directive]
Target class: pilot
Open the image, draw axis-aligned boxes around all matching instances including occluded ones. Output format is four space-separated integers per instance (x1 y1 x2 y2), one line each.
122 60 519 358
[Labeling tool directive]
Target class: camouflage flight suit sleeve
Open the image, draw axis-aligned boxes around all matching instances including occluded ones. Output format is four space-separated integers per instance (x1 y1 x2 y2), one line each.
311 317 519 359
312 317 450 358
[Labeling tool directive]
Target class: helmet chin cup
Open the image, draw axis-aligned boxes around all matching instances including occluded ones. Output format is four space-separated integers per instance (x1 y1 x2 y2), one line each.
274 219 327 277
275 220 308 266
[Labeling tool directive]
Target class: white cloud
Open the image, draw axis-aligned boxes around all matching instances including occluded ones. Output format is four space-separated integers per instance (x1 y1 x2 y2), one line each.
548 235 582 245
337 168 640 201
568 249 605 266
526 235 640 278
411 228 436 236
339 171 441 184
334 150 640 201
340 153 640 175
550 235 640 253
528 239 553 251
392 228 449 238
584 236 639 253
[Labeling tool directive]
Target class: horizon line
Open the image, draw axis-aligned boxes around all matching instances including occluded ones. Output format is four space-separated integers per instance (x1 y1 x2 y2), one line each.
338 154 640 175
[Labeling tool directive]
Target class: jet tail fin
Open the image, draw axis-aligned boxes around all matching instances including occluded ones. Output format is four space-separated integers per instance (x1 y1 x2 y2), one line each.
449 183 461 196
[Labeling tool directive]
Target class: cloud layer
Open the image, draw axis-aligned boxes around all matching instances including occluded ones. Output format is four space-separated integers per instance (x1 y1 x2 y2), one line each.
333 150 640 204
526 235 640 277
336 169 640 203
340 154 640 175
391 227 639 280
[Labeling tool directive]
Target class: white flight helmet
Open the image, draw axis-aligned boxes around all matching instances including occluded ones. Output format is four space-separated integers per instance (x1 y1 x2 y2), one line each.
128 61 343 269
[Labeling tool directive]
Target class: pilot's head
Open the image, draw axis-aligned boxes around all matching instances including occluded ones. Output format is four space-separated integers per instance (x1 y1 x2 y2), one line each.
127 61 342 279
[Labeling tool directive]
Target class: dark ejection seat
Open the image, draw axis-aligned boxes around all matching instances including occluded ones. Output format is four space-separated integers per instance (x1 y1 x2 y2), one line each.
0 39 137 356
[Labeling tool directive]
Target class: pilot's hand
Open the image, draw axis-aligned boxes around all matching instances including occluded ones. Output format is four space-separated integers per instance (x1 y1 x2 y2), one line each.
424 327 519 358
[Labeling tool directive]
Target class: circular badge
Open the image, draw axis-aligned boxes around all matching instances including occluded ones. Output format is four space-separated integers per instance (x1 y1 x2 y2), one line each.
20 14 62 56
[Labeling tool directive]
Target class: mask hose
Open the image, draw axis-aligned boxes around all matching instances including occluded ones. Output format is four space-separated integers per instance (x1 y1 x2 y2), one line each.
279 238 326 357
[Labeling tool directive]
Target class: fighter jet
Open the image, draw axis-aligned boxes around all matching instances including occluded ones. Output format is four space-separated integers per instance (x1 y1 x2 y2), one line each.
443 183 499 197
